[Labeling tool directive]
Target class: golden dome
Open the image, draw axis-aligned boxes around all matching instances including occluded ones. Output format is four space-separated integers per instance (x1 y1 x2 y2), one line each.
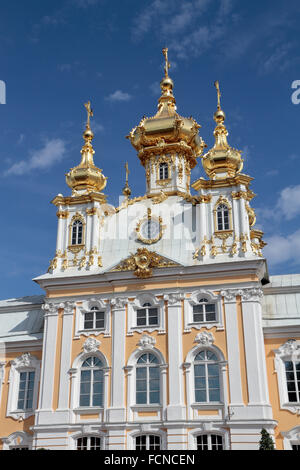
127 48 206 169
66 101 107 193
202 81 243 179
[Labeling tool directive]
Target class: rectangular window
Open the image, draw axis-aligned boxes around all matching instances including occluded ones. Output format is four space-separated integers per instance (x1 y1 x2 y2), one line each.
136 307 158 327
17 371 35 410
84 311 105 330
285 361 300 402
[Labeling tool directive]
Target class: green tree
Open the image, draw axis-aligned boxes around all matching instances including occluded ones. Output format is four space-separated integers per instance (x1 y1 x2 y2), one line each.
259 428 275 450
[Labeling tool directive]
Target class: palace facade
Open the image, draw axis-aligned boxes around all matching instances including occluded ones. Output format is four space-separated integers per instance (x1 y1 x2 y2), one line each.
0 50 299 450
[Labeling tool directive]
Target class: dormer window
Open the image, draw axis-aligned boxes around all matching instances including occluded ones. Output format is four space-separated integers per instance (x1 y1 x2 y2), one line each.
72 220 83 245
159 163 169 180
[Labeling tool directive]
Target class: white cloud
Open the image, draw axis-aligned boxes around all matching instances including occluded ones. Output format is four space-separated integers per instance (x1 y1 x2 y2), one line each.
105 90 132 102
4 139 66 176
264 229 300 267
276 185 300 220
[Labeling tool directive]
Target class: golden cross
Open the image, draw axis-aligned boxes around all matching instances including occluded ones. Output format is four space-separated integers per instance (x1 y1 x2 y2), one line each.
125 161 129 184
162 47 170 78
214 81 221 110
84 100 93 127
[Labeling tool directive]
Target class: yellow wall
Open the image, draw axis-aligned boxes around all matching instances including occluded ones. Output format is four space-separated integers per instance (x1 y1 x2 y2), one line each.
264 337 300 450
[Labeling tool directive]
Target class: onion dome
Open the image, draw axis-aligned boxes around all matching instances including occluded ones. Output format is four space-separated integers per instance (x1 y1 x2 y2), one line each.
202 81 243 179
127 48 206 169
66 101 107 193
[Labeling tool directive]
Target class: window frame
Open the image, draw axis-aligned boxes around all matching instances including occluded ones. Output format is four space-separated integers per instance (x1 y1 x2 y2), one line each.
194 350 221 404
135 434 161 451
274 340 300 414
69 349 110 415
76 436 102 450
128 294 165 335
79 356 105 408
75 299 110 338
6 353 40 421
213 196 233 234
135 352 161 406
68 212 86 250
184 290 223 332
196 433 224 450
159 162 169 180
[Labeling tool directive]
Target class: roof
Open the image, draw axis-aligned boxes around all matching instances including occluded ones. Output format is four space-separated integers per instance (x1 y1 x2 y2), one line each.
0 295 44 343
262 274 300 329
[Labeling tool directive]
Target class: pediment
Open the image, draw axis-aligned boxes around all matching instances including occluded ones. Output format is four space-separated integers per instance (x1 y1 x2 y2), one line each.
108 248 182 278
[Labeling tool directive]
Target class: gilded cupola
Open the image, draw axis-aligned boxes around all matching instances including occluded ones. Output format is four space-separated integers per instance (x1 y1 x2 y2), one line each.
127 48 206 171
66 101 107 193
201 81 243 180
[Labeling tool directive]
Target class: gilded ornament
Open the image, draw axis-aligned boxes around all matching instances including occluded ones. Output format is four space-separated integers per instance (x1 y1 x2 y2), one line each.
111 248 178 278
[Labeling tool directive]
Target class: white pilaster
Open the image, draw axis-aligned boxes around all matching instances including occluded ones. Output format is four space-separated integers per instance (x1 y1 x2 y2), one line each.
107 297 127 422
57 302 75 417
240 288 273 419
36 302 59 424
165 293 185 421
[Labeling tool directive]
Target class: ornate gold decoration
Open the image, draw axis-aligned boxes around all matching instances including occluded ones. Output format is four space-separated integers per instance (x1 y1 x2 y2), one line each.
245 202 256 227
214 230 233 252
201 81 243 180
86 207 97 216
79 256 86 268
98 256 103 267
210 237 218 257
240 233 248 253
111 248 178 278
192 174 253 191
250 229 266 257
135 208 165 244
66 101 107 193
230 236 238 256
56 210 69 219
152 190 168 204
232 190 255 201
126 49 206 176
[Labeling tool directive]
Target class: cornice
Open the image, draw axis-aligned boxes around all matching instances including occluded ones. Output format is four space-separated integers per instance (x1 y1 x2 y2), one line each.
51 192 107 207
191 173 253 191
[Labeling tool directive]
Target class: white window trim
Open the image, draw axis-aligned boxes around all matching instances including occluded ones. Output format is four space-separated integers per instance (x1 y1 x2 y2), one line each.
184 343 227 420
273 339 300 414
0 361 5 406
281 425 300 450
1 431 33 451
69 429 107 450
184 290 223 332
69 349 110 414
125 346 167 422
127 293 165 335
75 298 110 338
6 353 40 421
188 427 229 450
127 428 167 450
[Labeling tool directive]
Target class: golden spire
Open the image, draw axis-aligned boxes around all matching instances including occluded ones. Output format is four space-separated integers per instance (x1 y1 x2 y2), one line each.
156 47 176 117
65 101 107 193
201 82 243 179
162 47 170 78
122 161 131 198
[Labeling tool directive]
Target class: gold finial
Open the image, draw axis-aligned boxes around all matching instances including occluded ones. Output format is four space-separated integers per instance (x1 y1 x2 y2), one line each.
84 100 93 128
214 81 221 110
162 47 170 78
122 161 131 198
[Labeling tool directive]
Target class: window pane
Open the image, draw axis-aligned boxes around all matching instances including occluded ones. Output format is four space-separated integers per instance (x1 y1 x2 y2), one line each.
285 362 293 371
209 389 220 402
95 312 105 329
193 313 204 322
195 389 207 402
80 394 90 407
150 391 160 404
136 391 147 404
136 435 147 450
136 367 147 379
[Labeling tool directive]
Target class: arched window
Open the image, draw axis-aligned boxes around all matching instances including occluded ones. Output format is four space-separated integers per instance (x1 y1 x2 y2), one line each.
77 436 102 450
80 356 104 407
197 434 223 450
192 298 216 323
194 350 220 403
136 353 160 405
135 434 161 450
136 303 158 327
159 162 169 180
84 306 105 330
216 204 229 231
72 219 83 245
17 371 35 411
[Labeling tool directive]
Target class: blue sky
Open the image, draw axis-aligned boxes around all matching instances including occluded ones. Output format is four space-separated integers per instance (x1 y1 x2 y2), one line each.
1 0 300 299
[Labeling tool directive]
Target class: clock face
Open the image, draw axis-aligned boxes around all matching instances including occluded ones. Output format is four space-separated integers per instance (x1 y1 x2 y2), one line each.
141 219 160 240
